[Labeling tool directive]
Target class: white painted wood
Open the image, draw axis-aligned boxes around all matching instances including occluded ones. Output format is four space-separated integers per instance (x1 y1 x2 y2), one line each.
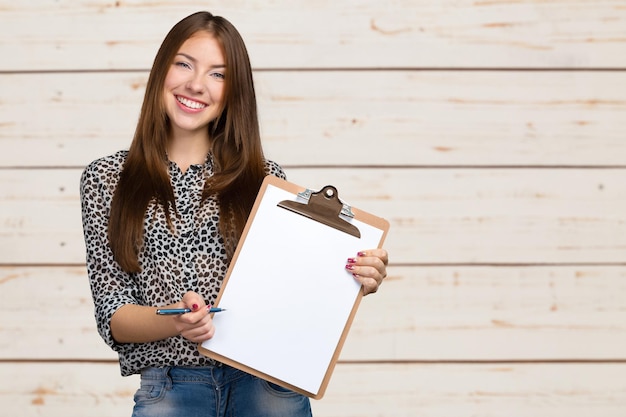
0 169 85 264
2 266 626 361
1 1 624 414
0 72 144 167
287 167 626 264
1 168 625 264
260 70 626 166
0 266 116 360
0 362 138 417
2 71 626 167
1 362 625 417
314 363 626 417
343 265 626 361
1 1 625 70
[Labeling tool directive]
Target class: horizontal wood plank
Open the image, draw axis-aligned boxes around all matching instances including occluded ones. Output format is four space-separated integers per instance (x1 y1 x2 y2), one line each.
2 168 623 264
0 266 114 360
1 71 626 167
316 363 626 417
287 167 626 264
2 265 625 361
346 265 626 361
0 362 138 417
1 1 626 70
1 362 625 417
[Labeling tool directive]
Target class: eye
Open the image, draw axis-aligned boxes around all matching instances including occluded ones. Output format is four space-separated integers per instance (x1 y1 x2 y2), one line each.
210 71 225 80
175 61 192 70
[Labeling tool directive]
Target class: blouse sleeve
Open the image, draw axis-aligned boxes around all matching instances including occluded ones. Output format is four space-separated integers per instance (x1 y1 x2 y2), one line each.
79 157 140 353
265 159 287 180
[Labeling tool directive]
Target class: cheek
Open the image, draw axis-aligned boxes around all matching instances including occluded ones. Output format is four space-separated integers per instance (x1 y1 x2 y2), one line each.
163 74 177 91
161 86 173 111
163 67 186 90
211 84 225 102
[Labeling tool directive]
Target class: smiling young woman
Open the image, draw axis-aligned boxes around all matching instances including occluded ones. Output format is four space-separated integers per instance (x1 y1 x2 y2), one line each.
163 32 226 147
79 11 389 417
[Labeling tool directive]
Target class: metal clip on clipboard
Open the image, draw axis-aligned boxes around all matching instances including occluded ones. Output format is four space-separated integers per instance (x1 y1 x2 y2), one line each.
277 185 361 238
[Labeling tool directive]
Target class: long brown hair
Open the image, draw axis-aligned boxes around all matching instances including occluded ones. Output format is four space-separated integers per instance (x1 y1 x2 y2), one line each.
108 11 266 272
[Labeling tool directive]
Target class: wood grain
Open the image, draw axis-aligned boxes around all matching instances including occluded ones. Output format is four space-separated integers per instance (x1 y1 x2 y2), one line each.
1 71 626 167
315 363 626 417
1 1 625 70
1 168 623 264
1 1 625 415
1 362 625 417
2 265 625 361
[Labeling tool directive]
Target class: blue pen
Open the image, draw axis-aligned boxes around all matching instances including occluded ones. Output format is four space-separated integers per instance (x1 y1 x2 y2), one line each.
156 307 227 315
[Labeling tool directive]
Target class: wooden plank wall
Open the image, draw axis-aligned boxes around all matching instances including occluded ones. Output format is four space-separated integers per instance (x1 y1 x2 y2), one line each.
1 1 626 416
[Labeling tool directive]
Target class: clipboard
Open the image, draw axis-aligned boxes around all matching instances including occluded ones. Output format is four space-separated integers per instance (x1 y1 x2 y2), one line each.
199 175 390 399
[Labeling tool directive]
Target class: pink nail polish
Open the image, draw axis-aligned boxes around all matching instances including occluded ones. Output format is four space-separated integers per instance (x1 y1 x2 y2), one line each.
347 257 356 264
345 264 355 270
192 304 199 310
358 251 367 257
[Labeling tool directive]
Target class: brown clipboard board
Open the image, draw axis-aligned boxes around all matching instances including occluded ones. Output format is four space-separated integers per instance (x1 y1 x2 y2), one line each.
198 175 389 399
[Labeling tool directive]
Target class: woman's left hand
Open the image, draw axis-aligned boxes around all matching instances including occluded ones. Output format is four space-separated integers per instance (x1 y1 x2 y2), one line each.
345 248 389 295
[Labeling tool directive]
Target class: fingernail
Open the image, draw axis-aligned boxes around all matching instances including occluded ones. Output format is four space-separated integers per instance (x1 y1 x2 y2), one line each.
345 264 355 270
347 258 357 264
192 304 199 310
358 251 367 257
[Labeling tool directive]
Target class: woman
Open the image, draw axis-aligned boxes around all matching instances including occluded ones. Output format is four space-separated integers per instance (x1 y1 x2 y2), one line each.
80 11 388 417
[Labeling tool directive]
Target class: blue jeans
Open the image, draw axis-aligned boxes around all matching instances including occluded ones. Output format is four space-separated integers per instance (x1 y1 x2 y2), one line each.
131 365 312 417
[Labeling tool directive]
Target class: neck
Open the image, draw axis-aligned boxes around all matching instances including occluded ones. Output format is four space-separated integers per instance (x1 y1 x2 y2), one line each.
167 130 211 173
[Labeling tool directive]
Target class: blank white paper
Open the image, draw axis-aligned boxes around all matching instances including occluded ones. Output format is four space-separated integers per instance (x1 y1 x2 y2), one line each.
201 183 384 395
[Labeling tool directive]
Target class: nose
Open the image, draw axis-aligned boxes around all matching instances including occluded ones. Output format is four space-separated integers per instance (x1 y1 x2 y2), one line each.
185 72 206 93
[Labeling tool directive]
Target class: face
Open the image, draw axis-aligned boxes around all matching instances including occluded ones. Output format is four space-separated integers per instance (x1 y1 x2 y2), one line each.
163 32 226 139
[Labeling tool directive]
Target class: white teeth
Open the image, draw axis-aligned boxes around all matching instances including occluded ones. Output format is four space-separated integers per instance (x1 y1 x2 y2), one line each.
176 96 206 109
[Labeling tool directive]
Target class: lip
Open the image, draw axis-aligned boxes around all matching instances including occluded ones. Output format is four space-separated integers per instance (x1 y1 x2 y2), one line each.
175 94 208 113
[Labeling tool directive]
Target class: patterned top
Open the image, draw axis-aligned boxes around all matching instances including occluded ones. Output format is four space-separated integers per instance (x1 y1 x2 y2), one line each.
79 150 286 376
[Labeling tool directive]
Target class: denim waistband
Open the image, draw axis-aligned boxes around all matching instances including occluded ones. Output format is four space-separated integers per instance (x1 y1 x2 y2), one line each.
140 364 247 387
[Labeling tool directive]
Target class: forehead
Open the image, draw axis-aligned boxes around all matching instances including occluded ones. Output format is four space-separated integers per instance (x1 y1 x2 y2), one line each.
177 31 225 63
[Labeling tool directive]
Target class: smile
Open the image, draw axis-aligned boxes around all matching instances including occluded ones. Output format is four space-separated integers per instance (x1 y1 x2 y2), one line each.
176 95 207 110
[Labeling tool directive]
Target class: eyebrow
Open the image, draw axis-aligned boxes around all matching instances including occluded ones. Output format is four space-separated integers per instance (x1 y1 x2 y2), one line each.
176 53 226 69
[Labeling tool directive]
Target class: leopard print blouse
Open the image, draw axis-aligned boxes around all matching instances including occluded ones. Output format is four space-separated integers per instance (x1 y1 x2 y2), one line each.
79 150 286 376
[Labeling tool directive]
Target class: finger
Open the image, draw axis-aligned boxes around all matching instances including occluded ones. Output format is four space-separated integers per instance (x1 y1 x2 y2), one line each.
190 325 215 342
346 252 386 296
359 249 389 266
347 256 386 279
182 291 206 311
352 274 379 295
176 306 214 327
346 263 383 294
181 320 215 342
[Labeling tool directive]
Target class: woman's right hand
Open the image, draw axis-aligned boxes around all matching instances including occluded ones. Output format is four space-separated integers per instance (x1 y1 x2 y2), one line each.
172 291 216 343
